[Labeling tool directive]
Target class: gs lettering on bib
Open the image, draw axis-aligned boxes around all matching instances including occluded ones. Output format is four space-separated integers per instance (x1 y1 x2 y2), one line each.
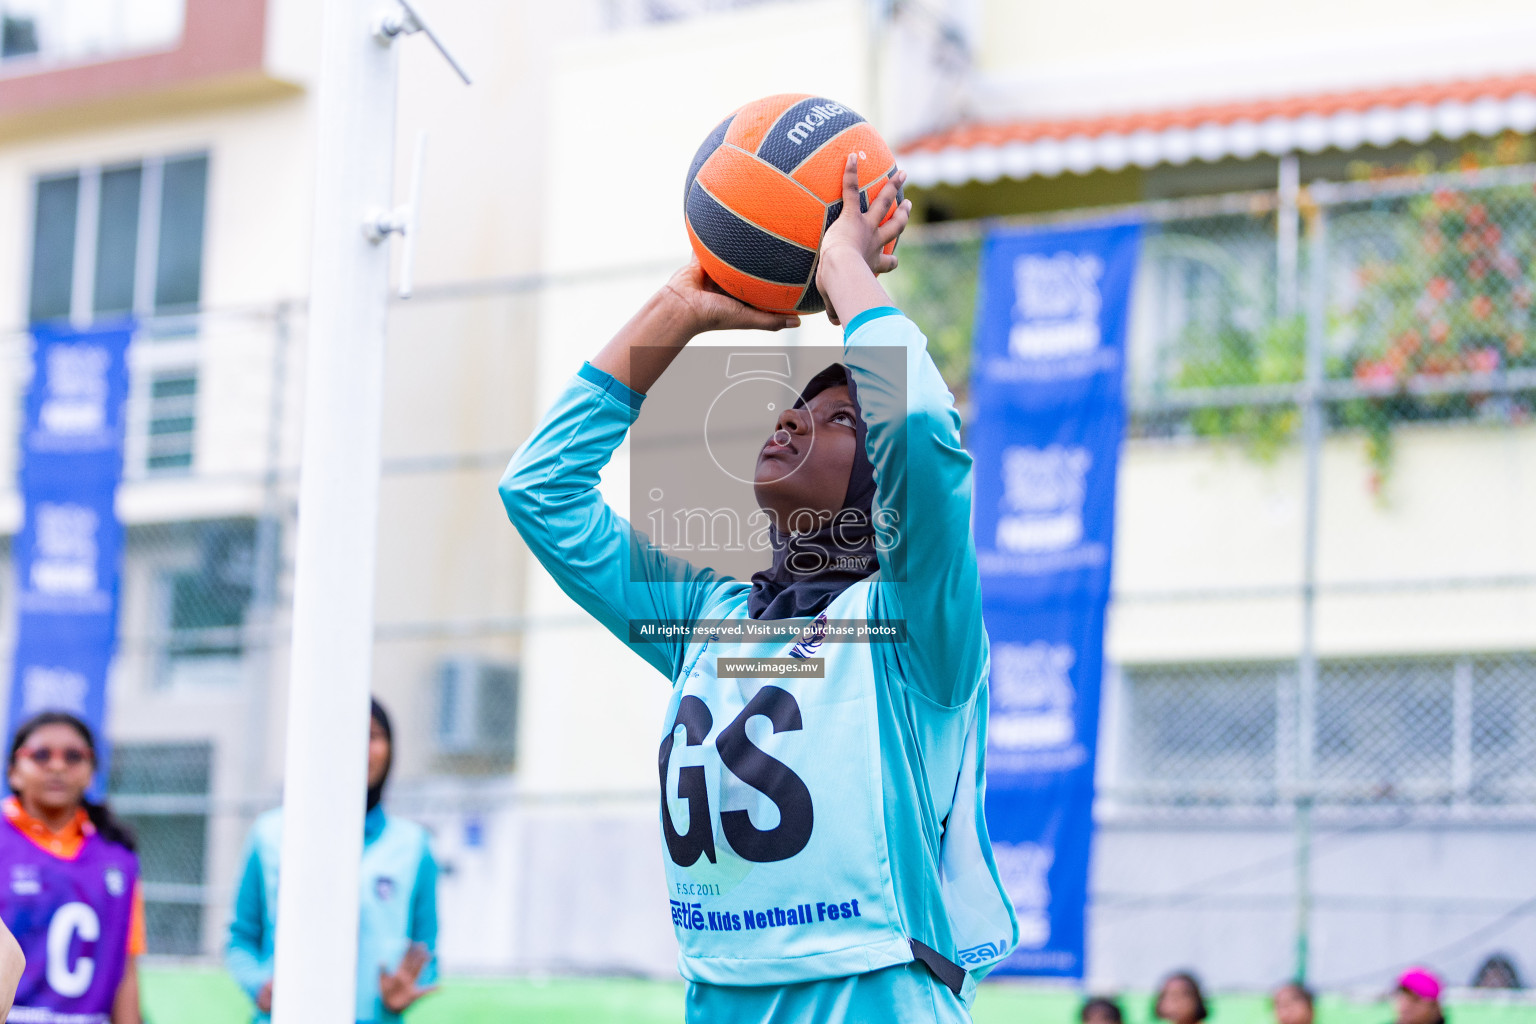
656 583 912 986
0 821 138 1024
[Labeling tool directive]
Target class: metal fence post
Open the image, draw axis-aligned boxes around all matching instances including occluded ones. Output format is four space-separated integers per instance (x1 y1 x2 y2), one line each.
242 301 292 800
1277 155 1300 318
1294 187 1329 984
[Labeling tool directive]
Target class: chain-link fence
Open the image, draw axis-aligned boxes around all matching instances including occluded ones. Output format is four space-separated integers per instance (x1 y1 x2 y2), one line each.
2 162 1532 985
1115 654 1536 810
891 164 1536 984
892 161 1536 818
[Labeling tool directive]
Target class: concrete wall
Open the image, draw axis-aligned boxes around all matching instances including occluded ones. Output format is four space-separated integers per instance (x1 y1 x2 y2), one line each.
973 0 1536 121
1110 423 1536 665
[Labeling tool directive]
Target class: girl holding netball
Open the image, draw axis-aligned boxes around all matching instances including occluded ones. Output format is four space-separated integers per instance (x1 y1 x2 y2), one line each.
501 154 1016 1022
0 712 146 1024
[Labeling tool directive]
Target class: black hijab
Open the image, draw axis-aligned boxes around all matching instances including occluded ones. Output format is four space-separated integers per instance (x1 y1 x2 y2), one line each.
747 364 880 620
366 697 393 812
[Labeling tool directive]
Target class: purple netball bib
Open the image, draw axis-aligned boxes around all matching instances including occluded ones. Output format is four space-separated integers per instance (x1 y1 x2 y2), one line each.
0 821 139 1024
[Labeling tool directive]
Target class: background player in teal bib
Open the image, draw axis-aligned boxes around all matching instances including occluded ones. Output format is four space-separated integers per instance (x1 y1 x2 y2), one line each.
226 699 439 1024
501 155 1017 1022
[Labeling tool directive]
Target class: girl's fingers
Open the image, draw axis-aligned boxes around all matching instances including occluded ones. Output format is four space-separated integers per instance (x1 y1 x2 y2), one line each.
875 253 899 274
840 153 861 211
752 312 800 331
725 305 800 332
876 200 911 246
868 178 902 222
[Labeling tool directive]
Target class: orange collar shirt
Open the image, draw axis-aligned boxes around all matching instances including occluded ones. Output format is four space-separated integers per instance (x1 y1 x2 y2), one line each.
3 796 147 955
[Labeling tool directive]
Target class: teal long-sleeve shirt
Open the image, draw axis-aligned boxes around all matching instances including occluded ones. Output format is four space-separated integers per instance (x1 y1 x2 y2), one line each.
499 308 1016 1006
225 805 439 1024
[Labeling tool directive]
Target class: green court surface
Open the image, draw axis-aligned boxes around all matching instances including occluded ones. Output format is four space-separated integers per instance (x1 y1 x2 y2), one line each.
140 966 1536 1024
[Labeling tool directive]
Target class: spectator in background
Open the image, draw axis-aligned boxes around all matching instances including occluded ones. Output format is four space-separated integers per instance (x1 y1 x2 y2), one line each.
1083 996 1125 1024
1274 982 1315 1024
226 698 439 1024
1471 954 1522 989
1 712 145 1024
1395 968 1446 1024
1155 971 1211 1024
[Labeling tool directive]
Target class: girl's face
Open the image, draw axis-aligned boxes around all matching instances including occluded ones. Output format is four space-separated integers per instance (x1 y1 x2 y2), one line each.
1159 978 1201 1024
1395 993 1440 1024
367 718 391 790
753 384 860 532
1274 987 1312 1024
8 723 94 816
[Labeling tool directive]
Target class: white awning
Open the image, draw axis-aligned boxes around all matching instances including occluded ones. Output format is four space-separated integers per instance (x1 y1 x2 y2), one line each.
899 74 1536 188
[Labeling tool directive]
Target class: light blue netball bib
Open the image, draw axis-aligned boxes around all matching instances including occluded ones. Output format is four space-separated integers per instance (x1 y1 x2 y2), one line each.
658 582 914 985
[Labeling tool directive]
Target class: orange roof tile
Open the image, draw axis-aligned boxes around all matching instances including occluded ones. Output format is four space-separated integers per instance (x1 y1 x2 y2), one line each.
900 72 1536 154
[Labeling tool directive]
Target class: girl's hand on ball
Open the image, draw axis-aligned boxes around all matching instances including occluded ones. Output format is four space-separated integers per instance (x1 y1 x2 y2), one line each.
664 259 802 336
816 154 911 325
820 155 910 277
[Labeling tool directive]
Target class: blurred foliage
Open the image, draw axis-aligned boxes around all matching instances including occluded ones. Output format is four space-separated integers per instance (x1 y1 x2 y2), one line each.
1333 135 1536 488
1176 314 1304 461
887 236 981 397
897 136 1536 495
1174 134 1536 492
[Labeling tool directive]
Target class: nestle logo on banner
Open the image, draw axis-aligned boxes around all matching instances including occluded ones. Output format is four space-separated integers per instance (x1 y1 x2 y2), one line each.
996 445 1089 554
990 642 1076 751
20 665 89 716
30 502 100 597
1010 252 1103 359
39 343 111 439
992 840 1054 950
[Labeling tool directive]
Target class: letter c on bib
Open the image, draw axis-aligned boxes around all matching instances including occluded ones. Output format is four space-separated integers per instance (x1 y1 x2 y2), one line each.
47 902 100 997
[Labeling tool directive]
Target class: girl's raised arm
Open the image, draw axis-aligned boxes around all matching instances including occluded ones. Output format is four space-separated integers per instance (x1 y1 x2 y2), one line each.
501 268 797 679
818 157 986 707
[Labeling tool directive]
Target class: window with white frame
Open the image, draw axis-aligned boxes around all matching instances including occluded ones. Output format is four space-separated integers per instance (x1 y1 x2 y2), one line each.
0 0 185 66
28 152 208 324
29 152 209 474
145 368 195 471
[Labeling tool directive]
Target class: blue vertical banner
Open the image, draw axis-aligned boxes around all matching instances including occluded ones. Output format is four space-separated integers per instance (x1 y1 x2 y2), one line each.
7 320 131 789
971 222 1140 978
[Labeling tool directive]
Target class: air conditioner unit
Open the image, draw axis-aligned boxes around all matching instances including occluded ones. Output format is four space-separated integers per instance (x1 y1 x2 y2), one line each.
433 657 518 760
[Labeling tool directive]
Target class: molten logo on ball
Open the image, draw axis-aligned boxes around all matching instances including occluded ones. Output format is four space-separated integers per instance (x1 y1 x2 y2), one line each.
785 102 849 146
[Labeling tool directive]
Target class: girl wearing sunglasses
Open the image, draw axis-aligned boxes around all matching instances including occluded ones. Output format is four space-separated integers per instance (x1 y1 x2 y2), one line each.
1 711 145 1023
